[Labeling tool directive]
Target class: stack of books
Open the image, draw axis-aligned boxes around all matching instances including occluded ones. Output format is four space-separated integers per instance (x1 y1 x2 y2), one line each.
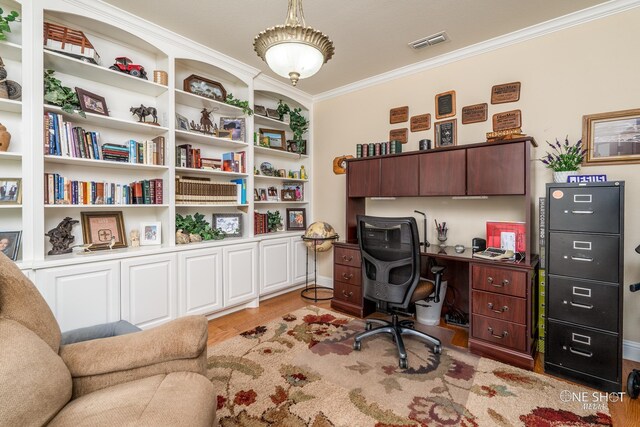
222 151 246 173
254 211 268 235
44 174 163 205
175 176 239 205
176 144 201 169
356 141 402 158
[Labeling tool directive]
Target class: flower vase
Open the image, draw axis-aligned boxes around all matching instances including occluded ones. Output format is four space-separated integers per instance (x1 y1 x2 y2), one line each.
553 171 572 183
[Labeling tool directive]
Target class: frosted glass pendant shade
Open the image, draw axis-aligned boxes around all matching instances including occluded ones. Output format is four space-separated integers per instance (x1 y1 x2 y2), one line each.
265 42 324 80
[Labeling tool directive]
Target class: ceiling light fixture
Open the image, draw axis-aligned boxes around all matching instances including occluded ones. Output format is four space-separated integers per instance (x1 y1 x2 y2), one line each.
253 0 334 86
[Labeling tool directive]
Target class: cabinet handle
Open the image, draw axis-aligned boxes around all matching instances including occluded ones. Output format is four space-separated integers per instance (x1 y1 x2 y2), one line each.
571 210 594 214
342 255 353 262
487 303 509 314
488 277 509 288
568 347 593 358
342 290 353 298
564 300 593 310
342 273 353 280
571 256 593 262
487 327 508 339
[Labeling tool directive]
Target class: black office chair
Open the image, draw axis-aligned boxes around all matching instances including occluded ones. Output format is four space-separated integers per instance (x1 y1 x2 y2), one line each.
352 215 445 368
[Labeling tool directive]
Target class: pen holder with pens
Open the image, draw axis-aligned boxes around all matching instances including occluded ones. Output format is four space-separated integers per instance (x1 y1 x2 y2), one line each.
435 220 448 247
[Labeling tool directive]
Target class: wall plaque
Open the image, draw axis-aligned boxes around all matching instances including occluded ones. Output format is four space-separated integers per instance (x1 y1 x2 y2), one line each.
390 106 409 124
434 119 457 147
389 128 408 144
491 82 521 104
410 113 431 132
435 90 456 119
461 103 488 124
493 109 522 131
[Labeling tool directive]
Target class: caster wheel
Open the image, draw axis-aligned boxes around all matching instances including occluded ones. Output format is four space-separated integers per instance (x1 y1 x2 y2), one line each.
433 345 442 355
628 370 640 399
399 358 408 369
353 341 361 351
365 323 372 331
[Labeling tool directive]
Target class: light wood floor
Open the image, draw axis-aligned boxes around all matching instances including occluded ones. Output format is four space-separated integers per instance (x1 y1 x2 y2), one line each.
207 289 640 426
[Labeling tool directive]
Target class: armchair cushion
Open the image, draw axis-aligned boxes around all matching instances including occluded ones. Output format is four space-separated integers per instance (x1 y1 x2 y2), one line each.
61 320 141 345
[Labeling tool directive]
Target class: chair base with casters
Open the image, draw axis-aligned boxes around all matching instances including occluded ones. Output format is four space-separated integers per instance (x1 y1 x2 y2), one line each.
353 265 446 369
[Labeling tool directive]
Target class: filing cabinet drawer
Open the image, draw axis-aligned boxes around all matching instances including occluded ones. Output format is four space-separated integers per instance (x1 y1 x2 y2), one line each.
548 186 620 234
472 314 527 351
333 264 362 287
548 232 619 283
471 265 527 298
547 275 619 332
546 320 618 381
333 281 362 305
471 290 526 325
334 246 362 268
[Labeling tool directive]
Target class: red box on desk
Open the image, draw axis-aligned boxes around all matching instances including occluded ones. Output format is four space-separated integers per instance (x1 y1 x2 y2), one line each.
486 221 526 253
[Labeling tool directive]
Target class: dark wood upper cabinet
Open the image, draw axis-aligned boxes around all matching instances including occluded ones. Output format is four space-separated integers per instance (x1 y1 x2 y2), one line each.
347 158 380 197
380 155 419 196
419 150 466 196
467 142 526 195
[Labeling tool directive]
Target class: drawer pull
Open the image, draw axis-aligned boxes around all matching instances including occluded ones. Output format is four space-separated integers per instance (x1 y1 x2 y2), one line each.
487 327 508 339
568 346 593 358
487 276 509 288
487 303 509 314
341 290 353 298
342 273 354 280
571 256 593 262
571 210 594 215
563 300 593 310
342 255 353 262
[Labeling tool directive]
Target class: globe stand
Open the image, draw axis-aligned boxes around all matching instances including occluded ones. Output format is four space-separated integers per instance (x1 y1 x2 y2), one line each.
301 234 339 302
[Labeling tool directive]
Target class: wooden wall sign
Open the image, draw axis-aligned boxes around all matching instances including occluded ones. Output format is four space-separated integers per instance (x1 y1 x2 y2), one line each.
461 103 488 124
434 119 457 147
491 82 521 104
389 128 408 144
390 106 409 124
410 113 431 132
493 109 522 131
435 90 456 119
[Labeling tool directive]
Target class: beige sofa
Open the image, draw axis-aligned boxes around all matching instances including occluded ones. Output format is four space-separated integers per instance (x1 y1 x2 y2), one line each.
0 253 216 426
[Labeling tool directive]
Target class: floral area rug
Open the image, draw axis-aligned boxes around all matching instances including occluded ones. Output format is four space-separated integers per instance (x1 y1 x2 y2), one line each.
206 306 611 426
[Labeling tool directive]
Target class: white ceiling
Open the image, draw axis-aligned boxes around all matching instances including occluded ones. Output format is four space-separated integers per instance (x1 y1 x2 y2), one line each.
102 0 607 95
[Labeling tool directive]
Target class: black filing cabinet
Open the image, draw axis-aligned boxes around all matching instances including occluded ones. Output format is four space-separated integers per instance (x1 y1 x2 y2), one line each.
544 181 624 392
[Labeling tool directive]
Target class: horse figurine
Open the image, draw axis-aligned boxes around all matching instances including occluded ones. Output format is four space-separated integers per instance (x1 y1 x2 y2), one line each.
130 104 158 124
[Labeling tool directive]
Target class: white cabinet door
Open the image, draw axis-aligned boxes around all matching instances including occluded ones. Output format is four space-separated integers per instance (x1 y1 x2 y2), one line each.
223 242 258 307
259 238 291 295
291 237 309 285
178 247 223 316
121 253 177 329
35 261 120 332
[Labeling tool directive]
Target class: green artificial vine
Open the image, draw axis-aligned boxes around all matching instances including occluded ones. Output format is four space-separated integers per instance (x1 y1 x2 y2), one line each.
267 210 283 232
176 213 225 240
0 8 19 41
277 100 309 154
225 93 253 116
43 70 85 117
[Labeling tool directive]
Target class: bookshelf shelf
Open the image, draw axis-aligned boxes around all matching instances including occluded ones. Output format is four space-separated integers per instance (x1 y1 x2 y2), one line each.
0 204 22 209
0 98 22 113
44 204 170 209
44 106 169 136
175 89 245 116
175 167 248 178
254 146 308 159
0 152 22 160
255 115 288 128
44 155 169 171
254 175 308 183
254 201 308 205
175 203 249 208
0 40 21 62
175 129 249 149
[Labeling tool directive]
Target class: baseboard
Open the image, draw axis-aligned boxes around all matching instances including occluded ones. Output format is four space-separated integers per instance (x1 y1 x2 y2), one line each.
259 282 307 301
623 339 640 362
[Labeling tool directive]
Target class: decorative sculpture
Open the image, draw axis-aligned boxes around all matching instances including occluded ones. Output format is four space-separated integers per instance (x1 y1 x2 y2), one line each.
200 108 214 134
130 104 158 124
45 217 79 255
130 229 140 247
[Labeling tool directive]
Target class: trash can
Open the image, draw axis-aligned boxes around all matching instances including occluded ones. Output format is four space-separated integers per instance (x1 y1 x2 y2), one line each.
415 281 447 326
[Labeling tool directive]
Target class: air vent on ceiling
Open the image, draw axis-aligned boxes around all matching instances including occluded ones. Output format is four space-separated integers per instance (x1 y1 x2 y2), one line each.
408 31 449 50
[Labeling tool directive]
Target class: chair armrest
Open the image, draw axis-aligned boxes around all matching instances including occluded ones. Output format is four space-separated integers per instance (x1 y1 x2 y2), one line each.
60 315 208 378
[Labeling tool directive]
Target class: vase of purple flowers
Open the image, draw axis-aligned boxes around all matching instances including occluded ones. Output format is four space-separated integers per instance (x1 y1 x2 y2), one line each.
539 137 587 183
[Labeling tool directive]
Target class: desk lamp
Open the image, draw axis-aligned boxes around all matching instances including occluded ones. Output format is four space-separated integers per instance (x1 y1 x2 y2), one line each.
413 210 430 248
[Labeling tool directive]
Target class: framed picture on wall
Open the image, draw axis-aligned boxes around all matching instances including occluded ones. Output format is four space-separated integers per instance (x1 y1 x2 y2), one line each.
582 108 640 165
434 119 457 147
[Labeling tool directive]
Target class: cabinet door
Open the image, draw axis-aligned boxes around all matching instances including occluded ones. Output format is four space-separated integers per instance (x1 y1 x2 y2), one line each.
419 150 466 196
260 238 292 295
121 254 177 329
380 155 419 196
224 242 258 307
178 248 223 316
467 142 525 195
35 261 120 332
348 159 380 197
291 237 309 284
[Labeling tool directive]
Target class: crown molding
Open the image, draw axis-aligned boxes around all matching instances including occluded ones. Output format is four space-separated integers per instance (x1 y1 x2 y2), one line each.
313 0 640 102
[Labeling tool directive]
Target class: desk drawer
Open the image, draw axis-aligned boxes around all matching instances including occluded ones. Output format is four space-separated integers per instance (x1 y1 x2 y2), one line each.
548 232 619 283
471 290 526 325
472 314 527 352
471 265 527 298
334 264 362 287
334 246 361 268
333 281 362 305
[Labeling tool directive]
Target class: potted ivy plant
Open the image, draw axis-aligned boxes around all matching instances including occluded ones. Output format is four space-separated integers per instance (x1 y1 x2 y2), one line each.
267 210 283 232
277 100 309 154
539 137 587 183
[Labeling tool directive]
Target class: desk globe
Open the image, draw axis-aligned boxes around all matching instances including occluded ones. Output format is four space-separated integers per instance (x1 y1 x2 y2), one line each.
303 222 337 252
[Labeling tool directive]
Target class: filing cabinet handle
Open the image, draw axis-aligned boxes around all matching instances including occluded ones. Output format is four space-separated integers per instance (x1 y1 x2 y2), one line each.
487 303 509 314
571 256 593 262
342 273 354 280
568 347 593 358
487 276 509 288
571 210 594 215
487 327 508 339
342 255 353 262
567 300 593 310
341 290 353 298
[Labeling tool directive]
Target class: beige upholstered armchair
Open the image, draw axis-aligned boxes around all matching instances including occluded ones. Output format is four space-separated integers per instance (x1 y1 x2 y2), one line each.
0 254 216 426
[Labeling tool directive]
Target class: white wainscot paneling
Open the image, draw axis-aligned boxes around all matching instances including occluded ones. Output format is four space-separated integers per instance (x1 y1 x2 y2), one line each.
178 247 223 316
223 242 258 307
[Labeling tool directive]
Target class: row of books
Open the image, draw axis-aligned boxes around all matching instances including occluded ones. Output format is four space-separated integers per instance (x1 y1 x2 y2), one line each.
176 146 246 175
254 211 269 235
176 144 202 169
44 174 163 205
175 176 246 204
356 141 403 158
101 138 165 165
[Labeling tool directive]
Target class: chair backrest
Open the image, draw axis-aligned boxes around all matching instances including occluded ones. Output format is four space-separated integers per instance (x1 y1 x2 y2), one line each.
357 215 420 308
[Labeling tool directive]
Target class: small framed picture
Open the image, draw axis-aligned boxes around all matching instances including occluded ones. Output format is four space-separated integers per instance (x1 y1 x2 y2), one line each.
281 189 296 201
0 178 21 204
81 211 127 249
582 108 640 165
435 119 457 147
277 169 287 178
183 74 227 101
175 113 189 131
75 87 109 116
258 188 268 201
220 117 246 141
267 186 279 201
286 208 306 231
283 182 303 200
254 105 267 116
140 221 162 246
212 213 242 237
0 230 22 261
259 128 286 150
266 108 280 120
435 90 456 120
254 189 261 201
216 129 233 139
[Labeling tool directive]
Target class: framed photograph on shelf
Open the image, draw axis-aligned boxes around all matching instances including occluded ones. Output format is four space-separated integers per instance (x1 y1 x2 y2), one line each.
212 213 242 237
283 182 304 201
175 113 189 131
281 190 296 201
0 178 21 204
216 129 233 139
220 117 246 141
0 230 22 261
582 108 640 165
75 87 109 116
81 211 127 249
183 74 226 101
259 128 286 150
140 221 161 246
267 186 279 201
258 188 268 201
434 119 457 147
254 189 261 201
254 105 267 116
266 108 280 120
286 208 306 231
